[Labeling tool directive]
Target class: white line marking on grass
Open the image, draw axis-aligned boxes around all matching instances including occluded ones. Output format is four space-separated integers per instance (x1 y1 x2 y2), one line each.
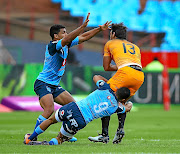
150 139 160 141
47 131 58 134
0 129 28 134
131 138 180 142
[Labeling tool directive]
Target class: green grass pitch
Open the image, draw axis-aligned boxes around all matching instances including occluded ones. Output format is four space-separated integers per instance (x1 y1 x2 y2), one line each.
0 104 180 153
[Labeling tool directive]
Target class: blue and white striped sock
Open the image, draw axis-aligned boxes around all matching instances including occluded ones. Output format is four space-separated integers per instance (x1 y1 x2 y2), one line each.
34 115 47 130
49 138 59 145
29 126 44 140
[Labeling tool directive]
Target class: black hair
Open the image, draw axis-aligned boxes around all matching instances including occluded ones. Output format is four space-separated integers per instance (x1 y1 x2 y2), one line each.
116 87 130 101
50 24 65 40
111 22 127 39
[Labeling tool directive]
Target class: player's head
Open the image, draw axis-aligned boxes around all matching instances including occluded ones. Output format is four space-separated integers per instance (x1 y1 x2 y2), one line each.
50 24 67 40
110 23 127 40
115 87 130 102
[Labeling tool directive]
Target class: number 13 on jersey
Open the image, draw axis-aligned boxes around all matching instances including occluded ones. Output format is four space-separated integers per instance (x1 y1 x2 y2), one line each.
123 43 135 54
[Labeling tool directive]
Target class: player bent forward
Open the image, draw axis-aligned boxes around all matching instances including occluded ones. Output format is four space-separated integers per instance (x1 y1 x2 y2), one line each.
24 75 132 145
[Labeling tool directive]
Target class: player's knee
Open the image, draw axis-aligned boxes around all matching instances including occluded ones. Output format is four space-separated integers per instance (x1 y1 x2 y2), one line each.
93 75 101 82
93 75 98 79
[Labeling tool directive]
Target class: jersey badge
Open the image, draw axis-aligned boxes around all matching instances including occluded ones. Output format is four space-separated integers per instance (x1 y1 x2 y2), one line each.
107 96 111 99
60 110 64 117
46 86 51 92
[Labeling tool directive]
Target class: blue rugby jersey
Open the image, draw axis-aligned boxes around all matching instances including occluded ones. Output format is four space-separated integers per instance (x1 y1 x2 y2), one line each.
75 80 126 124
37 37 79 86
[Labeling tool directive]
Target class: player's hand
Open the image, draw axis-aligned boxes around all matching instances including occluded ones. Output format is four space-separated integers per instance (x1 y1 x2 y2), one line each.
99 21 112 31
82 13 90 27
125 101 133 112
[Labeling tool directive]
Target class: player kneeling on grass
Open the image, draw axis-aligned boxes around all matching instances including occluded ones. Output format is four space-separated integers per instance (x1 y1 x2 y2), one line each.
24 75 132 145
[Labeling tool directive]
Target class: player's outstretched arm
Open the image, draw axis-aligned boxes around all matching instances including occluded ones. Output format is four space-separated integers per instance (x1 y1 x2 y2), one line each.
78 21 111 44
61 13 90 47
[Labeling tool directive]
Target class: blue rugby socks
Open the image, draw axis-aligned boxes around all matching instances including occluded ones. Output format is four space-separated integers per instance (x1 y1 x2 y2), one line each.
49 138 59 145
29 115 46 141
29 126 44 140
34 115 47 130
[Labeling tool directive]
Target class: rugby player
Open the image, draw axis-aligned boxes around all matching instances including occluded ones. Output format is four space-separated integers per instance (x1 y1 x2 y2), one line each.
88 23 144 144
29 13 111 142
24 75 132 145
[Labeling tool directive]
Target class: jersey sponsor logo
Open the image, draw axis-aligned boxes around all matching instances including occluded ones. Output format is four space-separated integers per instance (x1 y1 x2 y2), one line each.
46 86 51 92
62 59 66 66
94 102 108 113
67 110 78 127
107 96 111 99
69 118 78 127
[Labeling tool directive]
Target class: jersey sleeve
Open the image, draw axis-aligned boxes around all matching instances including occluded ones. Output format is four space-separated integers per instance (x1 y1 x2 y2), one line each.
48 41 63 56
96 80 110 90
104 41 111 57
116 103 126 114
56 40 63 50
68 37 79 48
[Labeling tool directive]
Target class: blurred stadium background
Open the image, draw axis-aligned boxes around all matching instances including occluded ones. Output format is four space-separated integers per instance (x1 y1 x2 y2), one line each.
0 0 180 153
0 0 180 110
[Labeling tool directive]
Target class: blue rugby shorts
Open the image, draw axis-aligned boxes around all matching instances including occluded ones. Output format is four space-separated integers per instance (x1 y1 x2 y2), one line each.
34 79 65 100
55 102 86 137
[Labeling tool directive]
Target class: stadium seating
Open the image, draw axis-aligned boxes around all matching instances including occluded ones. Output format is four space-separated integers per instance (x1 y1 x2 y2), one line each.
142 0 162 33
70 0 93 17
174 1 180 14
160 0 176 18
144 0 160 14
51 0 180 51
146 13 162 33
61 0 77 11
128 14 146 32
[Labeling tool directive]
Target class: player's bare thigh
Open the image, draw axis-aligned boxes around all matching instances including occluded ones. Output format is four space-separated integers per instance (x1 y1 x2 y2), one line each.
54 90 75 105
39 94 54 110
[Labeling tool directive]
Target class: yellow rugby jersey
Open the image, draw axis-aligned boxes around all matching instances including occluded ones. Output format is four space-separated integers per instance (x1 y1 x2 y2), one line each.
104 39 142 68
